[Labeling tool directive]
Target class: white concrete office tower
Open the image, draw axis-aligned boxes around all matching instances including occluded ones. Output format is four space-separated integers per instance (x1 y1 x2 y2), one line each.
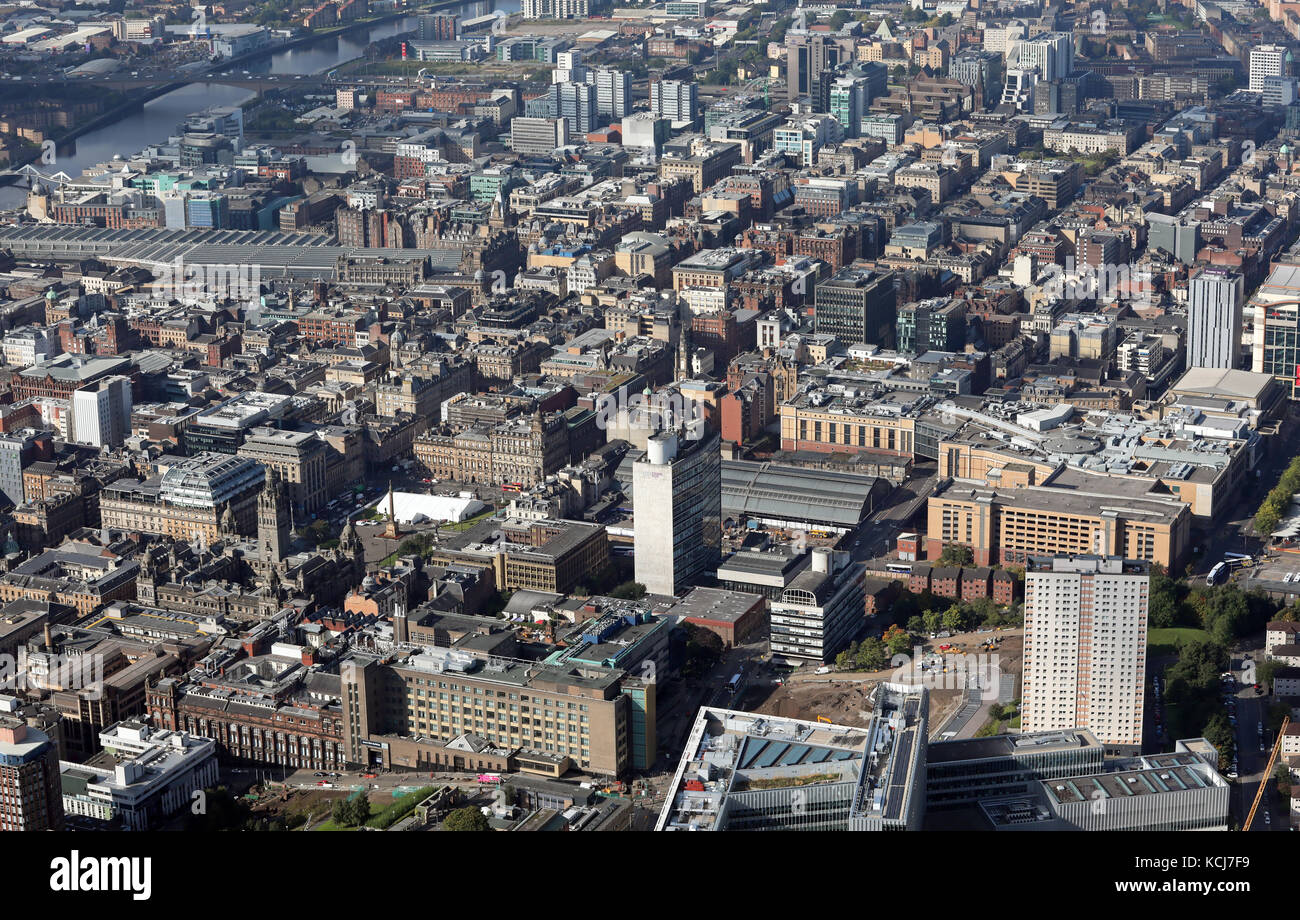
552 49 587 85
633 429 722 596
70 374 133 448
595 68 631 120
651 79 699 124
1249 43 1289 92
1022 556 1148 752
1187 267 1244 369
1010 31 1073 81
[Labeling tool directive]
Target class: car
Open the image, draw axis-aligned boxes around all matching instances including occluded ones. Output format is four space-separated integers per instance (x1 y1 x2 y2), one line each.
1258 721 1264 733
313 771 324 777
1257 687 1266 695
1228 770 1238 779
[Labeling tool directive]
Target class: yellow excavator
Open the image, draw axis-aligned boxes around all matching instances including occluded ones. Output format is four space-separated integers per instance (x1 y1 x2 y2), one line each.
1243 715 1290 831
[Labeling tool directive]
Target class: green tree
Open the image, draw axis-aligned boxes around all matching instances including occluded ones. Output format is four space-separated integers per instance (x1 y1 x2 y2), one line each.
1256 455 1300 536
1203 712 1235 772
1258 658 1286 689
936 544 974 566
854 636 887 671
442 806 491 832
1267 701 1291 733
922 609 943 636
682 622 724 678
185 786 248 831
1275 762 1292 797
906 615 926 634
331 798 351 826
349 796 371 826
610 581 647 600
835 642 856 670
941 605 967 633
883 624 912 657
968 597 997 627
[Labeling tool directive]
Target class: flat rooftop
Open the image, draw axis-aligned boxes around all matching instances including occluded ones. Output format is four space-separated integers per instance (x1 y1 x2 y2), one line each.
927 729 1100 765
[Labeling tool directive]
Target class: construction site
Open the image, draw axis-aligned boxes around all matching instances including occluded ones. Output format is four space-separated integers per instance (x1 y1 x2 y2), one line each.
736 629 1025 739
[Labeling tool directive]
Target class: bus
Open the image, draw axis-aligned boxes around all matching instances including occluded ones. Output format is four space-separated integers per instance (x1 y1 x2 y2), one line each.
1224 553 1253 569
1207 561 1228 587
727 674 741 693
886 563 913 575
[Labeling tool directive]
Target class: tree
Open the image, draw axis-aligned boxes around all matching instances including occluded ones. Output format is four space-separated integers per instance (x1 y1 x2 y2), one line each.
1275 762 1292 797
331 798 350 826
610 581 647 600
968 597 996 627
1255 455 1300 536
883 624 911 657
835 642 856 670
185 786 248 831
905 615 926 634
922 609 943 636
349 796 371 826
1203 712 1235 772
941 605 967 633
936 544 974 566
682 623 724 678
1258 658 1286 689
855 636 887 671
442 806 491 832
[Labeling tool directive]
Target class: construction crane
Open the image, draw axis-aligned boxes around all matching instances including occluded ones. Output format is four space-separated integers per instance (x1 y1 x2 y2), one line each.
1243 715 1289 831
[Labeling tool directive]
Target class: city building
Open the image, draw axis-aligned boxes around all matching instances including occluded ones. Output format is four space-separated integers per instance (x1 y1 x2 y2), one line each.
69 375 132 449
342 646 654 777
656 685 928 831
0 705 63 830
1021 556 1149 754
1250 44 1290 93
633 430 722 596
651 80 700 125
814 267 898 348
59 721 218 831
768 548 866 665
1187 268 1244 370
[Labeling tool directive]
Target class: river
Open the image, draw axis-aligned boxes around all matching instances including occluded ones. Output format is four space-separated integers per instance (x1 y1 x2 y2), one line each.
1 0 520 207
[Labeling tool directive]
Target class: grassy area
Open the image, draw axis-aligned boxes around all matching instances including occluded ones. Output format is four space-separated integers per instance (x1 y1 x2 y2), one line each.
737 773 841 790
365 786 435 829
441 507 496 532
974 700 1021 737
1148 627 1211 656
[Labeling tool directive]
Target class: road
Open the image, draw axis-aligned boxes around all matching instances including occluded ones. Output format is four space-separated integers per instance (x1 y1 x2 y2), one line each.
1192 404 1300 575
849 469 938 564
1227 651 1286 831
